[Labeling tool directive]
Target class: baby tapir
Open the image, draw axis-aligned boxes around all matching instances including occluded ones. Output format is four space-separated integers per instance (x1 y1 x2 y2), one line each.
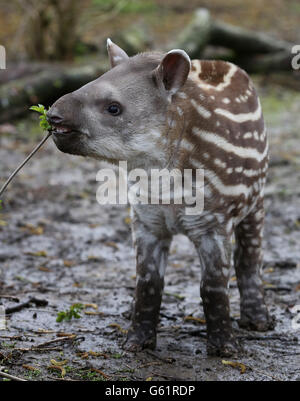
47 39 274 356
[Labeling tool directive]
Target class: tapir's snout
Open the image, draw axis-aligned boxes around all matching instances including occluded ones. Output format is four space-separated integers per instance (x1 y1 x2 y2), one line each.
48 93 88 156
46 109 64 125
47 92 83 135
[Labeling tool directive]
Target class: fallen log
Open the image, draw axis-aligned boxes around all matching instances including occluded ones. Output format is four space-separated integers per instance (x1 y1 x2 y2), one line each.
173 8 294 72
234 50 294 73
0 63 107 123
210 20 292 55
0 62 51 85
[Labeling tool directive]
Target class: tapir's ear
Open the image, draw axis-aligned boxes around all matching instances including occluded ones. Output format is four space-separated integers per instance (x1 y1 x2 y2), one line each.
154 49 191 98
106 38 129 68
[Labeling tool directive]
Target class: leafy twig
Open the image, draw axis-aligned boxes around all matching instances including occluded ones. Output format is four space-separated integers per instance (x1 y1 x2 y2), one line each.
0 104 51 197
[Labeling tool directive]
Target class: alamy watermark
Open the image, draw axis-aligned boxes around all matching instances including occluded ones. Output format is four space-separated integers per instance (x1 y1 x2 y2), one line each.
96 161 205 215
0 305 6 330
291 305 300 331
291 45 300 70
0 45 6 69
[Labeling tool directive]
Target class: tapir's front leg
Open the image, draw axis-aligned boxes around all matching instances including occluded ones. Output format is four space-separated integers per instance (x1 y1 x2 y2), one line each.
124 213 171 352
195 232 240 357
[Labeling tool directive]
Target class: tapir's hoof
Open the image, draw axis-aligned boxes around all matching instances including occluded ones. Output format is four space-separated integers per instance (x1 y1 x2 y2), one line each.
123 330 156 352
238 313 275 332
207 337 241 357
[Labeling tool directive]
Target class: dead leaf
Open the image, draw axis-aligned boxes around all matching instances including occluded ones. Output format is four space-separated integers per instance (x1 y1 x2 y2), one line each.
20 223 44 235
109 323 128 334
37 329 55 334
90 368 110 379
171 263 183 268
89 351 108 359
25 250 47 257
222 360 247 374
88 255 100 261
124 217 131 225
165 291 185 300
50 359 67 367
184 316 206 324
84 311 104 316
48 365 66 378
38 266 51 272
263 282 276 288
23 364 39 371
105 241 119 250
48 359 68 378
84 303 98 310
63 260 74 267
57 332 76 338
79 352 89 359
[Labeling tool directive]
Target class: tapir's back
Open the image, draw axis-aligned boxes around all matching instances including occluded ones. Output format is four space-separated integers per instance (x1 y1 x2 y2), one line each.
176 59 268 216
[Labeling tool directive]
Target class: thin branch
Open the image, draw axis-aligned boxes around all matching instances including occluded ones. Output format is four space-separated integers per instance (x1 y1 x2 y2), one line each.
0 132 51 197
0 367 27 381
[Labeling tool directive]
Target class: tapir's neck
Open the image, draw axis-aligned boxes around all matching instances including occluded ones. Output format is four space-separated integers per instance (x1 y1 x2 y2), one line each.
161 85 200 172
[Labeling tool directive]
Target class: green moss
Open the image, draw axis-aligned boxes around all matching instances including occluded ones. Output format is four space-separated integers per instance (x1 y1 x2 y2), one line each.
24 369 42 380
259 87 300 125
76 369 108 381
92 0 156 14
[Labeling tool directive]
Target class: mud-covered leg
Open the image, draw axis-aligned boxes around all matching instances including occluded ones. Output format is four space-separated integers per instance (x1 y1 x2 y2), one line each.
123 218 171 352
234 198 274 331
196 232 239 357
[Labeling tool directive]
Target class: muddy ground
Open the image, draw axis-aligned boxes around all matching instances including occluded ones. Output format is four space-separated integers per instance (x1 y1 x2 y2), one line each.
0 79 300 381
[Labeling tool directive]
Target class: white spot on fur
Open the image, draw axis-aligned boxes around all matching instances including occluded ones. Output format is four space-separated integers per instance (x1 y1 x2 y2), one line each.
190 99 212 118
214 158 227 169
177 106 183 116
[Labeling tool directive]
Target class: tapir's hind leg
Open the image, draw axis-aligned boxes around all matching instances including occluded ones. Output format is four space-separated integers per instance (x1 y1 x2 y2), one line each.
195 231 240 357
234 197 274 331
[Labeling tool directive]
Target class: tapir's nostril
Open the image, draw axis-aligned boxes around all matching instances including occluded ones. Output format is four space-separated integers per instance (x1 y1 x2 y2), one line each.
46 110 64 125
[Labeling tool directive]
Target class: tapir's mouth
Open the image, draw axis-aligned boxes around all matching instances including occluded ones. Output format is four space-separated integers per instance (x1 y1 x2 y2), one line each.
51 123 79 136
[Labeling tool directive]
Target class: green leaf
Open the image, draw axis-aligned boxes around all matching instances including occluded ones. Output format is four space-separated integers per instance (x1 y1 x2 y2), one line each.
56 304 84 323
30 104 51 131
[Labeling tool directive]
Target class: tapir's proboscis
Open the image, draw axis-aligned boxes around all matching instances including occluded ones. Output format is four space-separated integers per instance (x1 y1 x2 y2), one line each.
47 39 274 356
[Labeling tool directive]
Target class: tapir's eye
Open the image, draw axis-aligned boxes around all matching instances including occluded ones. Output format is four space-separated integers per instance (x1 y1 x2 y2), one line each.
107 103 122 116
